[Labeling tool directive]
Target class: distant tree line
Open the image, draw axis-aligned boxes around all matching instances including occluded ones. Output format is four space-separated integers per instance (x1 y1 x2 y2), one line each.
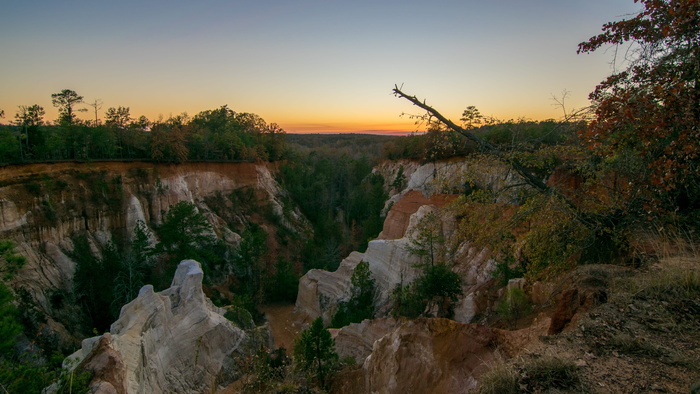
381 118 585 162
0 90 286 164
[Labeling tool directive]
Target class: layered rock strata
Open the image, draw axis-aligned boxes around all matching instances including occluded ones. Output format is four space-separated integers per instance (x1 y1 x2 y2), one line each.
332 318 504 394
296 160 499 325
0 161 306 346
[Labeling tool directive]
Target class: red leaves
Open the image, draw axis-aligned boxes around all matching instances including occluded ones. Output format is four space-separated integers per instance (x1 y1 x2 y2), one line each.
579 0 700 215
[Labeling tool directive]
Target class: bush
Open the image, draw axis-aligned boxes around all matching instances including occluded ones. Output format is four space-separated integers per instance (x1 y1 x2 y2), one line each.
0 360 57 394
241 347 291 393
492 258 525 287
0 283 22 353
496 287 531 327
414 264 463 318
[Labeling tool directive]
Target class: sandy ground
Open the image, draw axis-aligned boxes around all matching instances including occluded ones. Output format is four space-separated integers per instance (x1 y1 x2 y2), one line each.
258 303 303 351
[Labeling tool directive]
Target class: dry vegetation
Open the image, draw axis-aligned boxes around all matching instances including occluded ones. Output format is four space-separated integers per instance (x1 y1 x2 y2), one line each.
479 231 700 393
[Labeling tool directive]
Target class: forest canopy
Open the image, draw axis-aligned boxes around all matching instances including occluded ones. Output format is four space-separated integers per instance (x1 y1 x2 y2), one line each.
0 99 285 164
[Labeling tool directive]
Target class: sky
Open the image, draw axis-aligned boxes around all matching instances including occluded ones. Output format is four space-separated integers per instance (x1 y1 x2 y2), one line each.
0 0 641 134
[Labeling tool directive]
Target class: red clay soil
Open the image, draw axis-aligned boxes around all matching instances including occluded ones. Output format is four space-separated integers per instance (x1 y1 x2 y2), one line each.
0 161 270 184
258 303 303 351
379 190 458 240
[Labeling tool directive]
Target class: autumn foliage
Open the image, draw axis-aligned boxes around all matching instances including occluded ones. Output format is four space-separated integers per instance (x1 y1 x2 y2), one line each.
578 0 700 218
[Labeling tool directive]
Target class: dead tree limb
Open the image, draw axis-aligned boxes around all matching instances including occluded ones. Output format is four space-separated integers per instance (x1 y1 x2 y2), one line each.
392 85 551 193
392 85 593 226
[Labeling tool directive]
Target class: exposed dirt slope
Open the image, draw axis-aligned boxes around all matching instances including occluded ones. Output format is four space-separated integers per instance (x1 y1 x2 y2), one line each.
482 258 700 393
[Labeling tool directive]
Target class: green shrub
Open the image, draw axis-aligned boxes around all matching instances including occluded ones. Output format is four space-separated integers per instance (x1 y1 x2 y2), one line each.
496 287 531 326
492 258 525 287
414 264 463 318
224 305 255 330
391 283 426 319
0 283 22 353
390 263 463 319
0 360 57 394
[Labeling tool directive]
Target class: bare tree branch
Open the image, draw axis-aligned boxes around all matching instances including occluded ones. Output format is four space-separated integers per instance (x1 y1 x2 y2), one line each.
392 85 551 193
392 85 595 226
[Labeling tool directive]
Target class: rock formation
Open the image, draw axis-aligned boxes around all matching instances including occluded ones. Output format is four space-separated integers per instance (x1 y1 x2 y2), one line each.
52 260 268 393
332 318 499 394
0 161 307 347
296 160 499 325
332 318 403 364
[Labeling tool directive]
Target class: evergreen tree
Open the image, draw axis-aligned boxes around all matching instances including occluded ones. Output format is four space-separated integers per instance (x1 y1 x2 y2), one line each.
331 261 376 327
294 317 338 387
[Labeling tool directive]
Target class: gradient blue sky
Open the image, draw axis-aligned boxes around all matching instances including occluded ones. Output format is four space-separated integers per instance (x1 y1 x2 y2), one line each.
0 0 640 133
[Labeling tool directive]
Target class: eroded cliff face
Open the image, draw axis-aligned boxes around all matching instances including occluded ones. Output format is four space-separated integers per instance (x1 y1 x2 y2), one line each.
296 159 501 326
52 260 269 394
0 161 306 347
331 318 506 394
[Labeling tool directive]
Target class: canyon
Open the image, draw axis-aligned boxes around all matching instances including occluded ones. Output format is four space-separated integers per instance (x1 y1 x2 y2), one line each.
1 158 698 393
0 161 306 349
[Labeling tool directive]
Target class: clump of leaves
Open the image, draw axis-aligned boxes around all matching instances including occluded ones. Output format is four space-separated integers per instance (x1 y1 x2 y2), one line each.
391 264 463 319
492 256 525 287
578 0 700 221
0 240 27 280
0 283 22 353
453 190 593 281
391 282 426 319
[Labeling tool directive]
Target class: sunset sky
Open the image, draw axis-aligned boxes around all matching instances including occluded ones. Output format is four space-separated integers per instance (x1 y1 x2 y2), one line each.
0 0 640 134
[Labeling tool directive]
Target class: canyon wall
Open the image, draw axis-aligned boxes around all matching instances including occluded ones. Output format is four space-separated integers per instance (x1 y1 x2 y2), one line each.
0 161 306 347
295 159 514 326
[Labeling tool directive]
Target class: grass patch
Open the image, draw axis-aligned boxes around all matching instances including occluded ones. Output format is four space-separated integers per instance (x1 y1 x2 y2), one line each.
632 267 700 302
477 361 519 394
478 354 582 393
521 355 582 392
608 333 665 357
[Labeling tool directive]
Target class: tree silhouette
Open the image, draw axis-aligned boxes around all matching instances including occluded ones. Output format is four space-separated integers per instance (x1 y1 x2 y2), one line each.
51 89 85 125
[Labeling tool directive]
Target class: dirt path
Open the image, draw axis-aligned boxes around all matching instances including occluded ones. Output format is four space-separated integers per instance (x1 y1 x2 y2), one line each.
258 303 303 351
